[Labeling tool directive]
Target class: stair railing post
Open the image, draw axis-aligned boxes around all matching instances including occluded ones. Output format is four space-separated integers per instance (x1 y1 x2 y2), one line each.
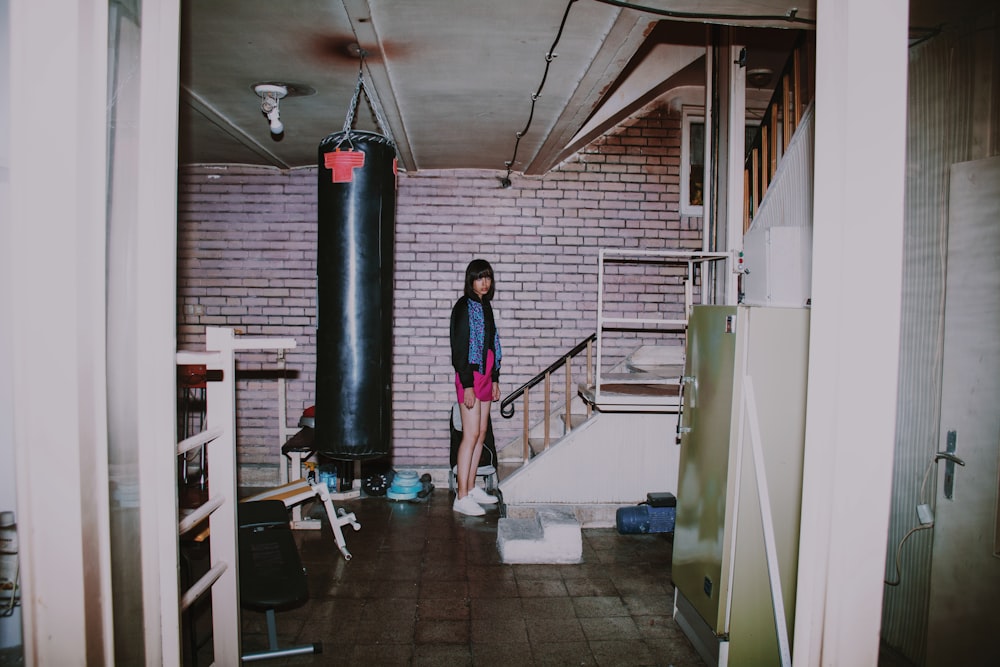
522 386 530 465
586 341 593 418
685 260 694 315
543 372 551 449
782 72 792 158
744 170 752 232
769 100 779 177
793 45 802 127
564 355 572 434
761 124 771 190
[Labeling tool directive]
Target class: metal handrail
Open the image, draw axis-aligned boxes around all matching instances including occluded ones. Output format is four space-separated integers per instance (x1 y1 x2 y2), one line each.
499 333 596 465
499 333 596 419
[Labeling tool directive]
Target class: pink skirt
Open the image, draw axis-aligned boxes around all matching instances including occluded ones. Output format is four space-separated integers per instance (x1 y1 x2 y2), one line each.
455 349 495 403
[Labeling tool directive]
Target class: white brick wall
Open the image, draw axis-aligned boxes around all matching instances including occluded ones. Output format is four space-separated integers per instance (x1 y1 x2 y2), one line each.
177 103 703 483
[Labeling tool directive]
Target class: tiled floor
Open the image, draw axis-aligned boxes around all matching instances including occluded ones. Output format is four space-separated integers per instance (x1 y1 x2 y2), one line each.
232 487 707 666
0 483 921 667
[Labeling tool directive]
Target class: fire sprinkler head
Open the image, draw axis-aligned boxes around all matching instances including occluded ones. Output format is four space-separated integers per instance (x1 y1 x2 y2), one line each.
254 84 288 136
254 84 288 100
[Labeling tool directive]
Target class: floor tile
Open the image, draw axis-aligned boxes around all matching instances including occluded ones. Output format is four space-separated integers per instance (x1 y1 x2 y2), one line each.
218 489 706 666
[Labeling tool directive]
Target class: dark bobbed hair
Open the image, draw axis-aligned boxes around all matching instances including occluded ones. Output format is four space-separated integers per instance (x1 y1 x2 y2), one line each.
463 258 496 300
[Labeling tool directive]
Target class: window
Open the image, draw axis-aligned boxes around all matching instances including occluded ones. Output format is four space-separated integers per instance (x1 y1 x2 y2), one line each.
681 108 762 218
681 110 704 217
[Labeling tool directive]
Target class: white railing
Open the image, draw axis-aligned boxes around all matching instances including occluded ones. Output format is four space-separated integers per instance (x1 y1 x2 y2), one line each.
174 327 296 666
593 249 731 407
499 334 596 465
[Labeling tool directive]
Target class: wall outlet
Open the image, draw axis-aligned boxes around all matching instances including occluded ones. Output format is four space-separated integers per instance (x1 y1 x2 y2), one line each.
916 503 934 525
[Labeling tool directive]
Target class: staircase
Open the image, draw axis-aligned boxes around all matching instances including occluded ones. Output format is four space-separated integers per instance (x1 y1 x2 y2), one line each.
491 252 728 564
493 396 681 562
498 397 682 500
492 36 816 564
494 342 687 563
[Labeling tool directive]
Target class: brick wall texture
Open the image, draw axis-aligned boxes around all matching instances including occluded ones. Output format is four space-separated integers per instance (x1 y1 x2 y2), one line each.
177 103 704 484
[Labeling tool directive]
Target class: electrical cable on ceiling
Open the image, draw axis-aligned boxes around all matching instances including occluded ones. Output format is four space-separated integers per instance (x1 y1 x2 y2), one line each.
499 0 814 188
597 0 946 42
501 0 937 189
591 0 815 25
508 0 940 188
500 0 579 188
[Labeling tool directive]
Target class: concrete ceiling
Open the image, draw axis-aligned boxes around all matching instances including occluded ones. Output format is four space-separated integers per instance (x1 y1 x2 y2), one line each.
177 0 983 175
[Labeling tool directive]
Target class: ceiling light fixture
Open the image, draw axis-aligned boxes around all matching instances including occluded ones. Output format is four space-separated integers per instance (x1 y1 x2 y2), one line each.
254 84 288 136
746 68 775 89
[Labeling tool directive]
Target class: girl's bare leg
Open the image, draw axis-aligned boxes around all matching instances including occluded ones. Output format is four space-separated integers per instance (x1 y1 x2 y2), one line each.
456 400 483 499
463 400 491 491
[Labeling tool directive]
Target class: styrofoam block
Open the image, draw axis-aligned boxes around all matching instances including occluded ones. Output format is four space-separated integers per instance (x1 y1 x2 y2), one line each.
497 507 582 564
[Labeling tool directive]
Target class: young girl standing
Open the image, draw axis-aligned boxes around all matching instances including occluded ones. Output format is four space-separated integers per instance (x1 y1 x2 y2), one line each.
450 259 503 516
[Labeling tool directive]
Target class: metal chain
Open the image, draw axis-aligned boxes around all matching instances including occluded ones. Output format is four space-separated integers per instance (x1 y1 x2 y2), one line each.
341 64 365 136
335 54 396 152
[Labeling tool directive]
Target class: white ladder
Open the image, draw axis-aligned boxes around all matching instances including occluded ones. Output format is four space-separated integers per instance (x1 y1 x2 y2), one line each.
174 327 297 666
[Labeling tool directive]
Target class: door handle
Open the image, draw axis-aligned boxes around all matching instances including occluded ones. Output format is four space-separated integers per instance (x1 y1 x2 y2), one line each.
937 430 964 500
934 451 965 466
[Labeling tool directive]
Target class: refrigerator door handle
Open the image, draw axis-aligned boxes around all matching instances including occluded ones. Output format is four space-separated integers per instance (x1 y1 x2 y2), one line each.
675 375 695 443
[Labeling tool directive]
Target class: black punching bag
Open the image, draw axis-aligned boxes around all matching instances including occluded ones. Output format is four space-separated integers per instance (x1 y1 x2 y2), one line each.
315 130 396 459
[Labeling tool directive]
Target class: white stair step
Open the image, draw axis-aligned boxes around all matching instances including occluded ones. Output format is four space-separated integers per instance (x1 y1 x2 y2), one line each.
497 506 582 564
527 415 587 453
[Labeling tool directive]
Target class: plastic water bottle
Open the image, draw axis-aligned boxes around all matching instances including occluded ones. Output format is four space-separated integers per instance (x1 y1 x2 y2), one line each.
318 465 338 493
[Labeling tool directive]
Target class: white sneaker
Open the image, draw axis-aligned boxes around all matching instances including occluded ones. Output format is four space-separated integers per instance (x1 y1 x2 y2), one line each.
469 486 498 505
453 495 486 516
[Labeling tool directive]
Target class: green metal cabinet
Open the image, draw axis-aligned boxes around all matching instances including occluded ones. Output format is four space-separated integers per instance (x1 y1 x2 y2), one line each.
672 305 810 667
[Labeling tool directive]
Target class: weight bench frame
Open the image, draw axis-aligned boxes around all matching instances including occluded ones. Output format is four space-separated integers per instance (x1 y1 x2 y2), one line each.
243 478 361 561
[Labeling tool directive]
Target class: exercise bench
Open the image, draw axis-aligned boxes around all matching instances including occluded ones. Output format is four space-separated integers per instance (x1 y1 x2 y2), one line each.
242 476 360 561
238 500 321 662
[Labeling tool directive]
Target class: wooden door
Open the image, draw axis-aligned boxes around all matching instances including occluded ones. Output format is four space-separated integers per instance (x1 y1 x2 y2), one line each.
926 156 1000 666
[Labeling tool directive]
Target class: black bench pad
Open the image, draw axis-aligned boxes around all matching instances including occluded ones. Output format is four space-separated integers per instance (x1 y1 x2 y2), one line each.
238 501 308 611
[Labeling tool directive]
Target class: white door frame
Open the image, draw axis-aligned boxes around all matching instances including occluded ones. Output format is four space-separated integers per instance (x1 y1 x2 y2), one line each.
794 1 909 665
7 0 181 663
9 1 113 663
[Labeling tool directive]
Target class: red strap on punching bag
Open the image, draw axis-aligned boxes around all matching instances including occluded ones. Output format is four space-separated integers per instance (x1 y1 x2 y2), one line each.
324 149 365 183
